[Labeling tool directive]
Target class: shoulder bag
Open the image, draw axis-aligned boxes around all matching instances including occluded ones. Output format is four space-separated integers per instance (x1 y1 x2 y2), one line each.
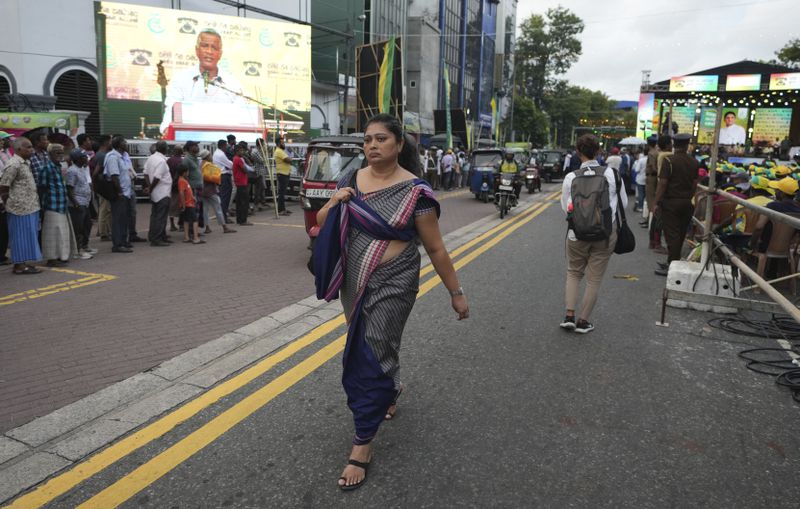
612 168 636 254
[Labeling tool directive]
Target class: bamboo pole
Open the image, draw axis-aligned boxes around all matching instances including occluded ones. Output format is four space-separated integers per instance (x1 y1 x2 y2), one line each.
700 103 723 267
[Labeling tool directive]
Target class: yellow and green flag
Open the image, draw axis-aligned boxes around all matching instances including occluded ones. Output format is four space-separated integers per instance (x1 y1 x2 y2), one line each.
490 96 498 141
378 37 395 114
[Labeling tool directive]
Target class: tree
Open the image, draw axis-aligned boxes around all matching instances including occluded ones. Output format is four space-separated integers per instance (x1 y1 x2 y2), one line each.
776 38 800 67
514 7 584 108
542 82 624 147
503 96 549 146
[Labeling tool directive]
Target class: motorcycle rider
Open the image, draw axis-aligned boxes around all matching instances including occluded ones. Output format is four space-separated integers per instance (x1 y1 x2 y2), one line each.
500 151 522 199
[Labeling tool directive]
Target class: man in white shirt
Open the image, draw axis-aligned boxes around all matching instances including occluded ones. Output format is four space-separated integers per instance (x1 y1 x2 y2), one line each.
633 151 648 212
143 141 173 246
213 139 234 221
718 111 746 145
159 29 246 134
559 134 627 334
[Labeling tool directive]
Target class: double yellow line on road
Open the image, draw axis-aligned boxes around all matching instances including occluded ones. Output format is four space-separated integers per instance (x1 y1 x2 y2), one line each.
0 268 116 307
5 191 560 509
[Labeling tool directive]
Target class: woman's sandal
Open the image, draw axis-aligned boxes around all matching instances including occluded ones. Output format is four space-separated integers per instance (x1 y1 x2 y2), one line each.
338 459 370 491
384 384 404 420
13 266 41 275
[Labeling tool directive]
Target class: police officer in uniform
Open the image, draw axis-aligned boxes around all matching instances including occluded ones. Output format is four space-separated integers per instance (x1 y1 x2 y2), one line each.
653 133 699 276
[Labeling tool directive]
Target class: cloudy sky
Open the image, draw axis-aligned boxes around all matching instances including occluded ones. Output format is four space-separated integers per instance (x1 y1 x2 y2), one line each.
515 0 798 101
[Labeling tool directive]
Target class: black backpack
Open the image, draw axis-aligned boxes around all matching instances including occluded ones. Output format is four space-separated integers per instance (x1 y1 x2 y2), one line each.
569 166 612 242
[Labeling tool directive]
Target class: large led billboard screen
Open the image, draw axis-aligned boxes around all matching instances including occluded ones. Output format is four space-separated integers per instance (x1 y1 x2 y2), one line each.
97 1 311 140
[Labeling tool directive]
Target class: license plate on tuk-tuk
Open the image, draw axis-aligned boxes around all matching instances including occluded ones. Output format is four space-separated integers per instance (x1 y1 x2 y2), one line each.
304 188 335 199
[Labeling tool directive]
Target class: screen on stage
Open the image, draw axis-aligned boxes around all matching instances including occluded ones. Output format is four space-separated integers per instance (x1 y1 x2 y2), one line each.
97 1 311 138
753 108 792 144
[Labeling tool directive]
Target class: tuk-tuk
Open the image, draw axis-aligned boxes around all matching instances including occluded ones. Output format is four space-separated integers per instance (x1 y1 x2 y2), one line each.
300 135 367 242
537 150 566 182
469 148 504 202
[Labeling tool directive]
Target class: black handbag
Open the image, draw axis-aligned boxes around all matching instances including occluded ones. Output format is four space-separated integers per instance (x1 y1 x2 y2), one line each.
613 169 636 254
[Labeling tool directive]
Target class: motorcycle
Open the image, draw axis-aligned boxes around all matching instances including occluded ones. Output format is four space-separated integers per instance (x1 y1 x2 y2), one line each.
525 165 541 193
493 172 521 219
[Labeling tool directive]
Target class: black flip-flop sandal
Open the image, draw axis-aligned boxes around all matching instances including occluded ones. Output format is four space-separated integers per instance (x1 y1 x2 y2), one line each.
13 266 41 275
338 459 369 491
385 385 404 420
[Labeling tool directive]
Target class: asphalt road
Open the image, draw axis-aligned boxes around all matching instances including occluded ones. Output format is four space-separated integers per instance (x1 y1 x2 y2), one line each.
18 189 800 508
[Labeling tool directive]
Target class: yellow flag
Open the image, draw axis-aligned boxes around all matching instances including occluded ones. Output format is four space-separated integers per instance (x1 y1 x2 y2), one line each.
378 37 395 114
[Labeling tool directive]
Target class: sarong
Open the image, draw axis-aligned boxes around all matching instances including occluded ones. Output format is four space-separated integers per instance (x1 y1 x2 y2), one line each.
41 210 76 261
7 212 41 264
315 171 439 445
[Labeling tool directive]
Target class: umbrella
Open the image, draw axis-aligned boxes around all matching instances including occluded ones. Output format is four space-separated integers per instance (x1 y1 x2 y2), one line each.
618 136 646 146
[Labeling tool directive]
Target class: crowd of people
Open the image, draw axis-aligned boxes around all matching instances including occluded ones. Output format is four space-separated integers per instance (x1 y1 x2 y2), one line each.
626 134 800 277
419 145 469 191
558 131 800 334
0 130 294 273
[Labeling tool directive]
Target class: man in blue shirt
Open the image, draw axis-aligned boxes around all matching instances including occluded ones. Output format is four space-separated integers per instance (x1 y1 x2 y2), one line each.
104 136 133 253
28 131 49 185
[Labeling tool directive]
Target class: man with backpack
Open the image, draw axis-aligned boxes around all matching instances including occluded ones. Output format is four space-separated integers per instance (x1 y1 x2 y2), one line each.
559 134 627 334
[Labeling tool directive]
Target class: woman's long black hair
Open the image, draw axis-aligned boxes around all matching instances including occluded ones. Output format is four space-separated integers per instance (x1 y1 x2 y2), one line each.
364 113 421 177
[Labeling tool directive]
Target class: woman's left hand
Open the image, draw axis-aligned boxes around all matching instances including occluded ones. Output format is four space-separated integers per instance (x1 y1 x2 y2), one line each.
452 295 469 320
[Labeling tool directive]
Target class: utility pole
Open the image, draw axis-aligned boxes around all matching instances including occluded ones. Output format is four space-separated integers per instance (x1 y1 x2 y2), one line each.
508 52 516 143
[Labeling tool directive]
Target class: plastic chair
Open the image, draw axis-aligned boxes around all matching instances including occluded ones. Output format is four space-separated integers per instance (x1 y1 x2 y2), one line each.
713 200 737 229
755 218 800 295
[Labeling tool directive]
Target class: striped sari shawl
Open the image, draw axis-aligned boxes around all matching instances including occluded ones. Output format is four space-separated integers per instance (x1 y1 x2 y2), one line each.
313 174 439 444
314 178 439 303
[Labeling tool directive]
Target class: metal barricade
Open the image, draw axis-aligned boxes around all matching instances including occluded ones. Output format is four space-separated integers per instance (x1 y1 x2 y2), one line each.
659 183 800 325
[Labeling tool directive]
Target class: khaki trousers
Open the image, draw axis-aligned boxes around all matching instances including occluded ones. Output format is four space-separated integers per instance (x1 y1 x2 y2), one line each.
565 230 617 320
97 196 111 237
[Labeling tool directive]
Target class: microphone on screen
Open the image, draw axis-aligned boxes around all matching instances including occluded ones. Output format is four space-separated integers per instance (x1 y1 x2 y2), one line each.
202 71 210 94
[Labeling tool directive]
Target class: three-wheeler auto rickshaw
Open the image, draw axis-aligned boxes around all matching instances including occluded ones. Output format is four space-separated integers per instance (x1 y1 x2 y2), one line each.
300 135 367 245
469 148 505 202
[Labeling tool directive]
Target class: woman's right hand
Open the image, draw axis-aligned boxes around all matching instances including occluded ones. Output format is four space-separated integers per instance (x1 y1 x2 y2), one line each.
331 187 355 205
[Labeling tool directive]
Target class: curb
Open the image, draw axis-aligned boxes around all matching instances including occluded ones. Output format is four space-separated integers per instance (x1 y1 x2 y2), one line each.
0 189 555 504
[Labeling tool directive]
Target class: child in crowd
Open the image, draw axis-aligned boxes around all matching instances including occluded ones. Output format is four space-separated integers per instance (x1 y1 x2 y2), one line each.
178 164 205 245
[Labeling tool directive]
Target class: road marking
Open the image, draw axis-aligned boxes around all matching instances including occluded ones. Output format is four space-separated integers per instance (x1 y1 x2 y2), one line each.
419 202 544 279
5 195 555 508
74 202 555 509
435 189 469 201
251 222 305 229
546 190 561 201
0 269 116 307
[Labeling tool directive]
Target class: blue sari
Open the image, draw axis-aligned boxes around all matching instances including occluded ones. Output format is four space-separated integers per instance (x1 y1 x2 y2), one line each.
315 173 438 444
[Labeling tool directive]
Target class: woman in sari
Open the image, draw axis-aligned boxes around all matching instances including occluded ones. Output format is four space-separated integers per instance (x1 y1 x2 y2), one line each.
315 114 469 490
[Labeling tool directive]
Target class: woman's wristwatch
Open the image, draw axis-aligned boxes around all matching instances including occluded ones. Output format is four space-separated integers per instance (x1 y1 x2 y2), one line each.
449 286 464 297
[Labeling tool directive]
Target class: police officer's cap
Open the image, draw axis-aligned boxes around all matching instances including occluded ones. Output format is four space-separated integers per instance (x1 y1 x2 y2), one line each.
674 133 692 142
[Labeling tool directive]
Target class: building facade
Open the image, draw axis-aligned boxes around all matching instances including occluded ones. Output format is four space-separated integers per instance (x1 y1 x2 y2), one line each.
406 0 513 142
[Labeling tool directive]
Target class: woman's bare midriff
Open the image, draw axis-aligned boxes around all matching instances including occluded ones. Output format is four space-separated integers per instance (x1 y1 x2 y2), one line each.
380 239 410 264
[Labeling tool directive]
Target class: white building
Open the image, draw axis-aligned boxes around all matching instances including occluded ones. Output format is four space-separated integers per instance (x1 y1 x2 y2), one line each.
0 0 339 138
